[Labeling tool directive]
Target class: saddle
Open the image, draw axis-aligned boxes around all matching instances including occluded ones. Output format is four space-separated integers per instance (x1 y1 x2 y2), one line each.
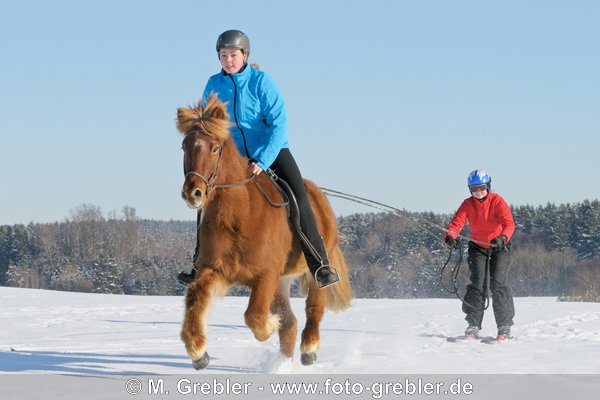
263 169 325 266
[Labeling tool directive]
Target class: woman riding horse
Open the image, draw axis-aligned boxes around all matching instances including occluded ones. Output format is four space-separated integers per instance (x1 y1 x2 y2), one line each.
178 29 339 289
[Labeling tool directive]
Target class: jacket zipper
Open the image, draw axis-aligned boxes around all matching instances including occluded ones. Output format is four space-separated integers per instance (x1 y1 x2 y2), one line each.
229 75 250 158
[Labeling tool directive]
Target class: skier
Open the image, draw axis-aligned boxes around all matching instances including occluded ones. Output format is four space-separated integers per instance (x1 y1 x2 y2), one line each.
177 29 340 289
444 169 516 341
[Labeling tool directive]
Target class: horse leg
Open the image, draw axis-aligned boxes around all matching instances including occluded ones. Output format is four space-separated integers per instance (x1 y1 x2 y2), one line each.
245 272 281 342
180 268 227 370
270 277 298 358
300 276 327 365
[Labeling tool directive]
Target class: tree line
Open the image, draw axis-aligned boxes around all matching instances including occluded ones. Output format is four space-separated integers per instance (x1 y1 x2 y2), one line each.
1 200 599 301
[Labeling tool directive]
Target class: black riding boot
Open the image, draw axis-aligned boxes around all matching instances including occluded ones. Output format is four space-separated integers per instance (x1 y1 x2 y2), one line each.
177 210 201 286
301 236 339 288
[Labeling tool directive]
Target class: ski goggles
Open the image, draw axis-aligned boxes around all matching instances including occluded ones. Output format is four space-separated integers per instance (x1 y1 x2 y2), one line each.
469 184 487 193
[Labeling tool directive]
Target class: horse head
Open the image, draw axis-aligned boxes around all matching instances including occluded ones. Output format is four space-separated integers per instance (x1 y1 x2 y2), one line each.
176 93 232 209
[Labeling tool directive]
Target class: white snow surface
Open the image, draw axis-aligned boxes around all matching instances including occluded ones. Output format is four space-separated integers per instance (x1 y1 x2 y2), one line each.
1 286 600 375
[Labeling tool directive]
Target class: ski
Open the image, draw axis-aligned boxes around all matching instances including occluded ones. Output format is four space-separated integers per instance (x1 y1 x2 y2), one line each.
447 335 516 343
481 336 516 344
446 335 479 342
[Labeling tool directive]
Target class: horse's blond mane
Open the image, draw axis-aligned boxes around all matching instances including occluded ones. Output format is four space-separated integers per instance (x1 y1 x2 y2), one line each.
176 93 231 141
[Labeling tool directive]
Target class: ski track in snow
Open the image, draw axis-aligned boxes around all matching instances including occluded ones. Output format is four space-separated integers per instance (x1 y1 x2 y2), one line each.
1 287 600 375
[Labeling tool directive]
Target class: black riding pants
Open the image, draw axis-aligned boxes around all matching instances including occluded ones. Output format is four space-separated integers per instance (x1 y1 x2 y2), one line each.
462 242 515 329
270 148 329 272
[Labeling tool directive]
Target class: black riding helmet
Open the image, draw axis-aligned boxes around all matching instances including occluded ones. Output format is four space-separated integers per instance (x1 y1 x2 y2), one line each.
216 30 250 55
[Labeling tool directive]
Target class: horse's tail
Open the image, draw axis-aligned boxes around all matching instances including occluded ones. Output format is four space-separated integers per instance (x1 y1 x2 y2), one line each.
325 246 353 312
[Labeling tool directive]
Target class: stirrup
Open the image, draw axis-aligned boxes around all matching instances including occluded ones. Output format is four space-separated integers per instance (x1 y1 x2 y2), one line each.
314 264 340 289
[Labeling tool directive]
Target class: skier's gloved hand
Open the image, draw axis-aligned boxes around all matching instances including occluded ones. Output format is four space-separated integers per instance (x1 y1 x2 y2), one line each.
444 235 459 249
490 235 506 250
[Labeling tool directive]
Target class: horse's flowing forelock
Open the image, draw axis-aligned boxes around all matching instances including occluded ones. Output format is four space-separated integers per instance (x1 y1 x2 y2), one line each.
176 93 231 142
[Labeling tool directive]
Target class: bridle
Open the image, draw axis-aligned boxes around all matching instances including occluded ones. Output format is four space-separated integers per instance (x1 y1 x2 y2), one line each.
184 141 223 196
183 130 255 197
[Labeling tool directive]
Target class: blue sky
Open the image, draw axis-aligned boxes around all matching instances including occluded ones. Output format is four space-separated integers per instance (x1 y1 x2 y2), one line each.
1 0 599 224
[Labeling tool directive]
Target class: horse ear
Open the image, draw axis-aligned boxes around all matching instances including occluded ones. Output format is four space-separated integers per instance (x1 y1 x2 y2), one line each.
211 104 227 121
176 107 193 134
205 92 228 122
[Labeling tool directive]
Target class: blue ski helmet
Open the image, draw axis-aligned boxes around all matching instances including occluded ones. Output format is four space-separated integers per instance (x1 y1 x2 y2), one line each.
467 169 492 191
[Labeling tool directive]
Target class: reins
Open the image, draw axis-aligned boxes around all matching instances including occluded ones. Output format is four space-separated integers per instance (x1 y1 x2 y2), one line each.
185 146 255 193
254 169 289 208
183 138 286 206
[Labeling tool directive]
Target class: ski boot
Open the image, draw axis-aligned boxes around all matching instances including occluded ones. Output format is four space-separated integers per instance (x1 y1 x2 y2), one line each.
464 325 480 340
497 325 511 342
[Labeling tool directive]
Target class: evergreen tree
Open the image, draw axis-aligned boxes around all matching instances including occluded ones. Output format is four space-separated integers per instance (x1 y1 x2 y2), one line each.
574 200 600 258
91 255 122 294
547 203 572 250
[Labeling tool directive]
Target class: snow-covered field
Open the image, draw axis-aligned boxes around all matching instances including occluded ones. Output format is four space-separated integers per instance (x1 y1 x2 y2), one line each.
1 287 599 398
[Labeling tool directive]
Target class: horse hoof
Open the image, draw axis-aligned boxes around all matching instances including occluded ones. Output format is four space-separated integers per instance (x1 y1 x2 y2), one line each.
192 352 210 370
300 352 317 366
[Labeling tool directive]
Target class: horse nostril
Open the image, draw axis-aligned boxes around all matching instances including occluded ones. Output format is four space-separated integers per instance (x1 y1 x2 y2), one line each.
193 189 203 199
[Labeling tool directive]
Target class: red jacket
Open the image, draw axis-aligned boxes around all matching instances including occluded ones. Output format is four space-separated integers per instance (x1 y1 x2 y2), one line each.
446 192 515 248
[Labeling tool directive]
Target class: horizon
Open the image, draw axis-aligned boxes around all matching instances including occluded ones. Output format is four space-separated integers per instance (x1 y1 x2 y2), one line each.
2 195 598 226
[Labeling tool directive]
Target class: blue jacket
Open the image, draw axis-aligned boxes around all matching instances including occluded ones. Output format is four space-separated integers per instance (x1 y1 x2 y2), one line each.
202 66 289 171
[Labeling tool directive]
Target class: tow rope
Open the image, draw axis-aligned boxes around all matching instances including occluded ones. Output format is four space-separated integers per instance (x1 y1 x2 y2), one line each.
321 187 493 309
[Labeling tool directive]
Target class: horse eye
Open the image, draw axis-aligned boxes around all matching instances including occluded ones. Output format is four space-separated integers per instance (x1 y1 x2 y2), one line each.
212 146 220 154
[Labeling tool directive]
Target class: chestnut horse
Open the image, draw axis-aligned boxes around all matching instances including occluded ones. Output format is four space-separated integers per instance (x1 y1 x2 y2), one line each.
177 94 352 369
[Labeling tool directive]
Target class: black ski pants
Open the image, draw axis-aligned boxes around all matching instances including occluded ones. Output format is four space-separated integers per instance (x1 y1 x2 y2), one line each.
463 242 515 329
